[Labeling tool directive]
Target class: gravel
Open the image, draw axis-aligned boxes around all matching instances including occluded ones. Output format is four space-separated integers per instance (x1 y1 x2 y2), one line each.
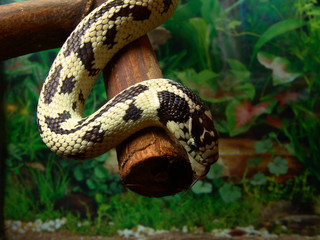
5 218 67 234
5 218 320 239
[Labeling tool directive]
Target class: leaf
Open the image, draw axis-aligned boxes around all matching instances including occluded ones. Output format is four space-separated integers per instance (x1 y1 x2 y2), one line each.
228 59 251 82
268 156 288 175
174 68 197 82
175 69 218 100
219 182 242 203
250 173 267 186
194 69 218 83
189 17 211 69
228 59 249 72
247 157 263 167
226 99 275 136
81 159 96 169
95 193 106 204
204 82 255 104
257 52 301 85
170 0 201 23
7 143 23 162
191 180 213 194
206 164 224 179
86 179 97 190
97 203 111 213
74 165 84 181
200 0 223 26
175 59 254 104
236 100 270 127
275 91 300 107
265 115 283 128
228 20 241 30
93 164 109 179
254 139 273 154
250 19 307 65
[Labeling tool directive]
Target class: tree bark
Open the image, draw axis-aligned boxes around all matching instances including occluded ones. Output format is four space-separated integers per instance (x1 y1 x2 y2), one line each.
0 0 107 60
103 36 193 197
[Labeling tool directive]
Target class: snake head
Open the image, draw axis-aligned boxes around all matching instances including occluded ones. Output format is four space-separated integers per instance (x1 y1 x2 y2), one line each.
156 79 218 168
186 110 219 167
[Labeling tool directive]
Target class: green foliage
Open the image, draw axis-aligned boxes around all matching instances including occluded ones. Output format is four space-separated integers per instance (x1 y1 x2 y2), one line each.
267 156 288 175
247 157 263 167
4 178 37 220
250 173 267 186
96 203 111 231
44 191 261 236
218 182 242 203
254 139 273 154
191 133 314 204
4 52 55 172
4 155 69 220
254 134 289 176
60 156 123 203
284 114 320 183
241 134 316 203
191 180 213 194
225 99 276 136
3 49 119 203
160 0 320 163
191 164 243 203
95 191 260 234
30 156 70 206
250 19 307 65
257 51 302 85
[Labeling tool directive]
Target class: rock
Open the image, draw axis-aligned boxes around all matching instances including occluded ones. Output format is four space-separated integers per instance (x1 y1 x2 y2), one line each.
276 215 320 236
54 193 97 218
259 200 296 226
228 229 247 237
217 138 304 182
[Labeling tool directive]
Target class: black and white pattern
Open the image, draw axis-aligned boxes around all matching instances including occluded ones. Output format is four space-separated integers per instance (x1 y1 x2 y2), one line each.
37 0 218 168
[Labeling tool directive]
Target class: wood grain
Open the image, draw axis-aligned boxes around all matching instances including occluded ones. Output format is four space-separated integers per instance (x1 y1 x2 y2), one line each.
0 0 107 60
103 36 193 197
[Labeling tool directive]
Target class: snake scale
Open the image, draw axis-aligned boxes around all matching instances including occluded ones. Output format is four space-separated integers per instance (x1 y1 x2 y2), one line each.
37 0 219 172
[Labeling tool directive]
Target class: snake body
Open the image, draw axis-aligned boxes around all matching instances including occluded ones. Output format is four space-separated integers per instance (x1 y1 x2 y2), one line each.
37 0 218 167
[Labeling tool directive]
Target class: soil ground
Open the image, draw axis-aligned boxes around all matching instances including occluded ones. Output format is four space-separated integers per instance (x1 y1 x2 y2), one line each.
4 230 320 240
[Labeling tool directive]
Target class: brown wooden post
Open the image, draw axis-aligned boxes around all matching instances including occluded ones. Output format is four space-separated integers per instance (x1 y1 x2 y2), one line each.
103 36 194 197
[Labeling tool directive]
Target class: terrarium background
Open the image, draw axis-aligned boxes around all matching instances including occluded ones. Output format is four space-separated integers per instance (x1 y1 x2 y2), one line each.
2 0 320 237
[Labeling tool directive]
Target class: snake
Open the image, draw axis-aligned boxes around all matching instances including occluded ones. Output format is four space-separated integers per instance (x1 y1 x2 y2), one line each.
37 0 219 175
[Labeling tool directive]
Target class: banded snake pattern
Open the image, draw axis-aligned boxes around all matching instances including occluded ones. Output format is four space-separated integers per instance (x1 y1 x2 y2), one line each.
37 0 219 176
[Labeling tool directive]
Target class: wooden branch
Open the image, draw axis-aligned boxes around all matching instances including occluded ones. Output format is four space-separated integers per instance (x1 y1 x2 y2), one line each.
103 36 193 197
0 0 107 60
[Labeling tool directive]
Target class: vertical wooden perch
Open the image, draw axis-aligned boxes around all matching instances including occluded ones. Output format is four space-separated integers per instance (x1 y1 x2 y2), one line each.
103 36 194 197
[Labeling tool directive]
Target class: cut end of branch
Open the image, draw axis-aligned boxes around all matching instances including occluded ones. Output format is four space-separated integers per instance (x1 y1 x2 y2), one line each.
117 127 194 197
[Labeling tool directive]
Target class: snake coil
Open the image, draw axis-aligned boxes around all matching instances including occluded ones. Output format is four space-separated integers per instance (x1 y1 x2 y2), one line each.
37 0 218 170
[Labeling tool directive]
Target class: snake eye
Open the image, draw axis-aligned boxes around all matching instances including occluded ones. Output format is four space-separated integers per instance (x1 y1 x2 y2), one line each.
187 138 198 151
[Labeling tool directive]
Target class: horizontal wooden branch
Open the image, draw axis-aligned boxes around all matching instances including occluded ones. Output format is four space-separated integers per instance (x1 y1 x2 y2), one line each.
0 0 107 60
